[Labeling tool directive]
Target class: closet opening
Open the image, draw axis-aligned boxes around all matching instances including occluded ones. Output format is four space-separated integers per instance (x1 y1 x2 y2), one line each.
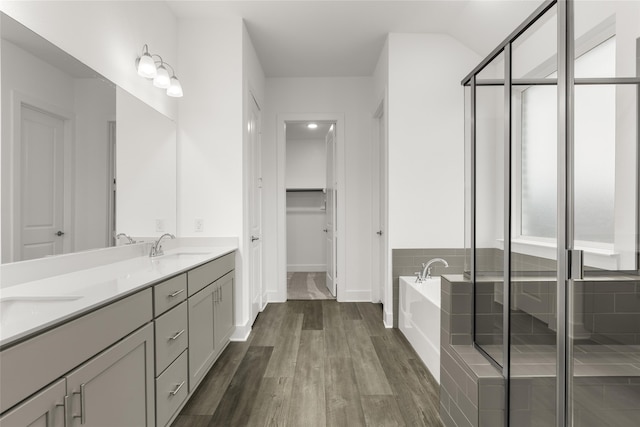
285 121 337 300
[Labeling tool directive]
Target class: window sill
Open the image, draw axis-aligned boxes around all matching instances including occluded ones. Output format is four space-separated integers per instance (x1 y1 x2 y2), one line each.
496 238 620 270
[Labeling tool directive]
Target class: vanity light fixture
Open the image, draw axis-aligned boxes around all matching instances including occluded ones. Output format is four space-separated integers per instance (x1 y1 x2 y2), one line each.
136 45 183 97
307 123 318 129
136 44 157 78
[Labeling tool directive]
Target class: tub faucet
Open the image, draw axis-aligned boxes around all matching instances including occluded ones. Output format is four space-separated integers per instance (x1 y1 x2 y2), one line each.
421 258 449 280
115 233 136 244
150 233 176 257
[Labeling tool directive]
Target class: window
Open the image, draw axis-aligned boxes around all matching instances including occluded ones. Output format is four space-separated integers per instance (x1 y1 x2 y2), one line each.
519 37 616 246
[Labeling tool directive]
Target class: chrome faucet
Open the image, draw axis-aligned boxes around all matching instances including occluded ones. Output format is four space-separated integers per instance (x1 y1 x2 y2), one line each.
150 233 176 257
415 258 449 282
115 233 136 244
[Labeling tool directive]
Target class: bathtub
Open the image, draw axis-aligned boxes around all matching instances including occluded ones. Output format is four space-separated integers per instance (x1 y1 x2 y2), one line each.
399 276 441 383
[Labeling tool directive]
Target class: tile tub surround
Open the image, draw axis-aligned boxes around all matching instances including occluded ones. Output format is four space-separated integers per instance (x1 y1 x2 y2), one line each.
0 239 237 348
439 275 505 427
440 273 640 427
392 248 465 327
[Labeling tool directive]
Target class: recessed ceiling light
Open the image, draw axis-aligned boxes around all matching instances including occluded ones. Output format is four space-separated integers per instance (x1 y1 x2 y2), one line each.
307 123 318 129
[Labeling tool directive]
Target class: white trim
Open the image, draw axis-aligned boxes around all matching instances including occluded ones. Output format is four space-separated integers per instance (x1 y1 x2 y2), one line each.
229 322 252 342
383 309 393 328
498 238 620 270
10 91 76 262
276 113 346 302
341 290 372 302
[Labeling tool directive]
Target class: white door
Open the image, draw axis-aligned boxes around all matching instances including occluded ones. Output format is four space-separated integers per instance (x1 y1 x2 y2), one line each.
249 95 264 316
373 108 388 303
325 125 337 297
19 105 66 261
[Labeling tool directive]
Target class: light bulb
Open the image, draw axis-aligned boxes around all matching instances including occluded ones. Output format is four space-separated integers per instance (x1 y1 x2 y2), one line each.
167 76 183 98
137 52 157 78
307 123 318 129
153 65 171 88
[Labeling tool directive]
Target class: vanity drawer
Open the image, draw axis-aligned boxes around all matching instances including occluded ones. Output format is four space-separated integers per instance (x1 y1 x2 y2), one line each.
154 301 188 375
187 253 234 296
156 350 188 427
154 273 187 316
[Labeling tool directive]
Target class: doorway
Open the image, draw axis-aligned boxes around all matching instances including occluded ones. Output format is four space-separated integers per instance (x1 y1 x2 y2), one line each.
285 121 336 300
11 98 74 262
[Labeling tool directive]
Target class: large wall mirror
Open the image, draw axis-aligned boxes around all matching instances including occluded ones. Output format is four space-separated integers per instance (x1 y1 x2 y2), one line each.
0 12 177 263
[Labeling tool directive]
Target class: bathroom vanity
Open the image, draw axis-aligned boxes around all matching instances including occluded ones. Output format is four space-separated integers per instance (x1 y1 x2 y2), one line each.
0 244 236 427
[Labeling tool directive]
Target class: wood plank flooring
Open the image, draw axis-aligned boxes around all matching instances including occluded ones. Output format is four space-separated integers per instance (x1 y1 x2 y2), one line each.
173 300 442 427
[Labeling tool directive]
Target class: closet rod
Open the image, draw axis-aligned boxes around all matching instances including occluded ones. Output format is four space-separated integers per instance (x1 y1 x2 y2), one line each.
286 188 325 193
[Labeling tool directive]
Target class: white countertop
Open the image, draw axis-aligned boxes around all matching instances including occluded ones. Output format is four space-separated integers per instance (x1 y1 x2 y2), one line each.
0 246 236 349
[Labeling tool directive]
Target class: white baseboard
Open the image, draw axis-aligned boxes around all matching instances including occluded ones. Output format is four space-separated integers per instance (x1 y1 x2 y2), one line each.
266 290 287 303
339 289 371 302
383 307 394 328
287 264 326 272
230 321 251 341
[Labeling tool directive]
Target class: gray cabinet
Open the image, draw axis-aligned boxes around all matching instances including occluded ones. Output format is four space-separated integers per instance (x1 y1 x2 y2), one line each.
66 323 155 427
214 271 235 355
187 255 235 391
188 282 216 388
0 379 66 427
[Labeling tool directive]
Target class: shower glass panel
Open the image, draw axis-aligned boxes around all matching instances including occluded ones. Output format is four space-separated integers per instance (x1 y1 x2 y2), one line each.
474 51 505 366
570 84 639 427
510 6 559 425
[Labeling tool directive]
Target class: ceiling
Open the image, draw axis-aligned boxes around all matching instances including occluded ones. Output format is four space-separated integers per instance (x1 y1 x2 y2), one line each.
286 122 333 140
166 0 543 78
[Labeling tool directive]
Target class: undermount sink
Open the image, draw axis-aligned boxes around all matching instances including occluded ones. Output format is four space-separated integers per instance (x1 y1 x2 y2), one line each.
0 295 83 324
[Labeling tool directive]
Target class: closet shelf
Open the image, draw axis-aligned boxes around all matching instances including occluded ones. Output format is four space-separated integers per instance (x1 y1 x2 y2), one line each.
286 188 325 193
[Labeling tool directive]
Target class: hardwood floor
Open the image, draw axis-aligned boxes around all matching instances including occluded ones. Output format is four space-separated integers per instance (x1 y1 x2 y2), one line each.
173 300 442 427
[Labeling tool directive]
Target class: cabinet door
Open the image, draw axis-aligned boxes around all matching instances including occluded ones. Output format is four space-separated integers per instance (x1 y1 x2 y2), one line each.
214 272 235 355
66 323 155 427
0 378 66 427
188 283 215 388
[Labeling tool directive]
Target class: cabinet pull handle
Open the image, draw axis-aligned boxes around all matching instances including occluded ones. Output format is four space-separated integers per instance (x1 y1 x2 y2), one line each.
73 384 86 424
169 329 185 341
169 289 185 298
169 381 185 397
55 395 70 427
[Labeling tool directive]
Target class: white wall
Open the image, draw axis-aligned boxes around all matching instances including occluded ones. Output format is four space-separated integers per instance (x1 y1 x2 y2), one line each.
74 79 116 252
177 17 266 339
286 192 326 271
286 138 326 189
387 34 481 249
0 1 178 120
263 77 374 302
116 87 176 239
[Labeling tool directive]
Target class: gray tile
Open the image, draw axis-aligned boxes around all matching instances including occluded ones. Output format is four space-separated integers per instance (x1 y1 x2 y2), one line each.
457 387 478 426
594 314 640 333
615 293 640 313
478 384 505 410
479 410 505 427
449 400 474 427
440 402 457 427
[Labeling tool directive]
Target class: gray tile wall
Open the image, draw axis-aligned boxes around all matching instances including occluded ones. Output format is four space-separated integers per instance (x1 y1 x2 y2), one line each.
392 248 465 327
580 280 640 344
440 275 505 427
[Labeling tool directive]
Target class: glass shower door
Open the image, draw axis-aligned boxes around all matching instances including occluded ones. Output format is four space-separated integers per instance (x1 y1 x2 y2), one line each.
568 3 640 425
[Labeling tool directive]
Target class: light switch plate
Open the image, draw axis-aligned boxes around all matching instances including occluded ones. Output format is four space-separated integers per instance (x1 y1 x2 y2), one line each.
155 219 165 232
194 218 204 232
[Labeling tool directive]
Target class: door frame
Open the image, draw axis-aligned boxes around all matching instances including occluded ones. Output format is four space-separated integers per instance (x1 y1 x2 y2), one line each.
276 113 345 301
248 90 264 317
372 96 391 326
10 91 75 262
